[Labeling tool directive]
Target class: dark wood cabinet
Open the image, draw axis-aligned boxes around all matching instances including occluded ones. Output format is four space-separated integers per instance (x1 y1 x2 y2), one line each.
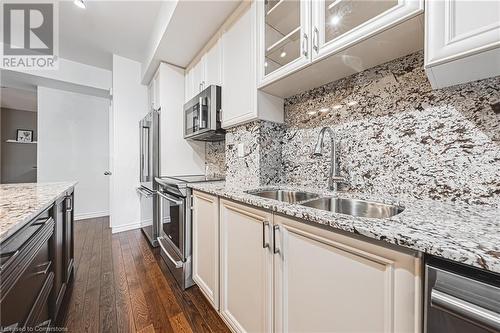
50 190 75 321
0 187 74 332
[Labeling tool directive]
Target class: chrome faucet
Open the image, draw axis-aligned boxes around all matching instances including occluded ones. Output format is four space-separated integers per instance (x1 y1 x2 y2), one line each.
313 127 347 191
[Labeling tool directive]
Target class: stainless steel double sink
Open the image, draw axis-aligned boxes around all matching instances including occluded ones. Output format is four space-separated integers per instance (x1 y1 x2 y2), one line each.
248 189 404 219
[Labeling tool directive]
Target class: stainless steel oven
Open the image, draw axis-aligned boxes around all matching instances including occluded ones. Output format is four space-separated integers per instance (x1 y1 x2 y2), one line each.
425 256 500 333
156 182 194 290
184 85 225 141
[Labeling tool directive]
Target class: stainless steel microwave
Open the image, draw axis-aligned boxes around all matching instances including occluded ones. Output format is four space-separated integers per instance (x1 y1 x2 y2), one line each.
183 85 225 141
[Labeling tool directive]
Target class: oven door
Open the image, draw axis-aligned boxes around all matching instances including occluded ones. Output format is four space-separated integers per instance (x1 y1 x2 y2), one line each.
157 191 186 264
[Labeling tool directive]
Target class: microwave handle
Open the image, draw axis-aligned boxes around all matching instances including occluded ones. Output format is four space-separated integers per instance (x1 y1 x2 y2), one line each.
198 96 206 130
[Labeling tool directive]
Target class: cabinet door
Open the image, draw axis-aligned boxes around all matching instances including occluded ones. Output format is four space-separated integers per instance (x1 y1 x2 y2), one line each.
185 69 193 102
274 215 422 333
219 199 273 333
311 0 423 61
258 0 311 86
204 39 222 87
425 0 500 88
191 57 206 95
221 3 257 128
63 193 74 284
50 199 66 319
192 191 219 310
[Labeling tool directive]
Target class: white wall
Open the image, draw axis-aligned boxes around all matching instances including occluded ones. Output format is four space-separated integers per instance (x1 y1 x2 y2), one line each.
158 63 205 176
110 55 148 233
37 86 110 219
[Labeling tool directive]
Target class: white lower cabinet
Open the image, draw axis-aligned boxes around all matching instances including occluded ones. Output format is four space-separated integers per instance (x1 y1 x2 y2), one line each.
192 195 422 333
192 191 220 309
219 199 273 333
273 215 422 333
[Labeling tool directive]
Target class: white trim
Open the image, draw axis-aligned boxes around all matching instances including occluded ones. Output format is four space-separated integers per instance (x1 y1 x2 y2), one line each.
111 220 151 234
75 211 109 221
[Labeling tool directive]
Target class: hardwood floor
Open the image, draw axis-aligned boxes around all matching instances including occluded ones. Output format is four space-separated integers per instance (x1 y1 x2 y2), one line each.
61 217 230 333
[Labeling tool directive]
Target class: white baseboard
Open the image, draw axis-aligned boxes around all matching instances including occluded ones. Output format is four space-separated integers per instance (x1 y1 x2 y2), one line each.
75 210 109 221
111 220 151 234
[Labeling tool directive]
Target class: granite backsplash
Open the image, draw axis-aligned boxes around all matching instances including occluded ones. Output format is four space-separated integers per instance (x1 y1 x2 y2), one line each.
207 51 500 205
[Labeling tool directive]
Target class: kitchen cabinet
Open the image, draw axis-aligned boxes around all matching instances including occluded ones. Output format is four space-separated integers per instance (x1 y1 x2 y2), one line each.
0 187 74 331
148 71 160 111
191 57 206 97
257 0 311 86
273 214 422 333
204 39 222 87
192 191 219 310
425 0 500 89
257 0 423 97
221 1 284 128
50 191 75 320
219 199 273 333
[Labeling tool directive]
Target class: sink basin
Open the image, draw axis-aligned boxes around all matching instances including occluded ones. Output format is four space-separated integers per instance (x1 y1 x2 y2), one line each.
249 190 319 203
301 197 404 219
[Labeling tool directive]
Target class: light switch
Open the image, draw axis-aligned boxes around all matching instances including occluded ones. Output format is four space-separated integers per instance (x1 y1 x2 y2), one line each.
237 143 245 157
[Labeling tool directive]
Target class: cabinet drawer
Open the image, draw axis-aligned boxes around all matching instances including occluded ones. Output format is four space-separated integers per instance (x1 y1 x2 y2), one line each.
0 239 52 330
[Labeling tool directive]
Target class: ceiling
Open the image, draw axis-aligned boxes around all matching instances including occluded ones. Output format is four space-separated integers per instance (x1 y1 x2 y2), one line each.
58 0 163 70
1 87 37 112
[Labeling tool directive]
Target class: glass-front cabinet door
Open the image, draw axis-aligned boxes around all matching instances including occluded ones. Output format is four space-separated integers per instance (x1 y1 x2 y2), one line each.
311 0 423 60
258 0 311 86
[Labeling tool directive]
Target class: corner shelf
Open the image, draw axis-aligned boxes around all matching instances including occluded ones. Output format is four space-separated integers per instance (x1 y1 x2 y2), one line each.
5 139 37 144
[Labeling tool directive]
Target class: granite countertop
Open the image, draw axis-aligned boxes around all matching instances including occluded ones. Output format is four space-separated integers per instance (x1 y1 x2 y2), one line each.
189 182 500 274
0 182 77 242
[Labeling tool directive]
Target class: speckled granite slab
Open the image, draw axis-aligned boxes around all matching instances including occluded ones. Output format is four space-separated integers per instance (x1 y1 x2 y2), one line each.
0 182 77 242
189 182 500 274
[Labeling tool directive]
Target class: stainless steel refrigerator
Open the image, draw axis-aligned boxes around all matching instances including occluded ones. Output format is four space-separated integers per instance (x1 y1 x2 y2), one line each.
137 109 160 247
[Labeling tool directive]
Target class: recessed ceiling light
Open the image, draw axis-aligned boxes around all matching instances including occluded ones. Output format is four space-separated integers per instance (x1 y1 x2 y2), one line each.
330 15 341 26
319 107 330 113
332 104 342 109
74 0 86 9
280 51 287 58
264 61 268 67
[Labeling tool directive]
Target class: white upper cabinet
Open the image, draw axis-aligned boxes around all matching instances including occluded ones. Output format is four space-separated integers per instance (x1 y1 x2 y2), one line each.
257 0 311 85
221 1 284 128
148 71 160 111
191 56 206 95
204 39 223 87
257 0 424 97
311 0 423 61
425 0 500 89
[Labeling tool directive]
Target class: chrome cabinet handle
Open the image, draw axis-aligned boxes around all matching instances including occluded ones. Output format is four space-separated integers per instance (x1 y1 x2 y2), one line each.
66 197 72 211
262 221 270 249
302 33 308 57
157 237 184 268
0 250 20 272
431 289 500 331
313 27 319 53
273 225 280 254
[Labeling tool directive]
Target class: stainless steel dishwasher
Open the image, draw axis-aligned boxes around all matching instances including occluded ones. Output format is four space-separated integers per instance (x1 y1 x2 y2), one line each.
425 256 500 333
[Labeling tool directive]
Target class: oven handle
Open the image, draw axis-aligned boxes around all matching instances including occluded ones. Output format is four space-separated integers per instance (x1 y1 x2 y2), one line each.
157 237 184 269
157 191 183 205
431 289 500 331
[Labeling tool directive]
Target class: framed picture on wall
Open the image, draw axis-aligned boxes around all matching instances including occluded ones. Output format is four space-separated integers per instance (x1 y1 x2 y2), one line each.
16 129 34 143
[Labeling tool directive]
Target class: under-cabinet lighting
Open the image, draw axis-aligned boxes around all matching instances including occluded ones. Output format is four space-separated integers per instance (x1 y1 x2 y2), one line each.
347 101 358 106
307 111 317 115
264 61 268 67
332 104 343 109
74 0 86 9
319 107 330 113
